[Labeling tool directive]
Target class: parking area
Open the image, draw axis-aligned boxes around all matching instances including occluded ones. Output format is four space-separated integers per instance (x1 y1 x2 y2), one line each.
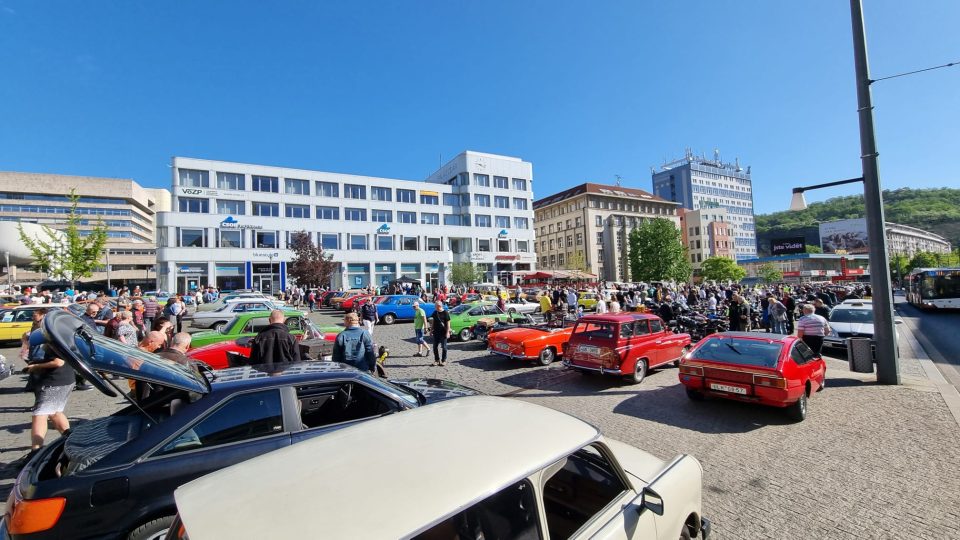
2 307 958 538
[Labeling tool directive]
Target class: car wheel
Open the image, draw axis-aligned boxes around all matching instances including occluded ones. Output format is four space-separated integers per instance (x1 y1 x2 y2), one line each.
459 328 473 341
538 347 555 366
628 358 648 384
786 391 808 422
685 387 705 401
382 313 396 325
679 524 693 540
128 516 175 540
508 307 516 315
212 321 227 333
674 345 691 367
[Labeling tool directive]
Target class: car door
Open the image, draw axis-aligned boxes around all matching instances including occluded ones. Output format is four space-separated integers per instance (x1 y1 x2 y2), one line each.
647 318 672 367
791 341 824 391
289 380 404 444
632 319 659 365
396 297 413 319
617 320 636 371
1 310 33 340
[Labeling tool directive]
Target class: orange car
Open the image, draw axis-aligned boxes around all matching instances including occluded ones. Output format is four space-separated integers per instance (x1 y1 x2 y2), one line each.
487 319 576 366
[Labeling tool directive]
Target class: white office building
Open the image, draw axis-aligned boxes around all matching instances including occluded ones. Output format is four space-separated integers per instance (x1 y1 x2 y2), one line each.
156 152 536 293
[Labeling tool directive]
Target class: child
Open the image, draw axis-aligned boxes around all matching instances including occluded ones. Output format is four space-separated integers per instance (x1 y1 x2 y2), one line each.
576 305 584 319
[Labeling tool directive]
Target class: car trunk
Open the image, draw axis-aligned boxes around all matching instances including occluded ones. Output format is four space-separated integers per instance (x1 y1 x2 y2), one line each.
567 321 619 370
686 360 783 397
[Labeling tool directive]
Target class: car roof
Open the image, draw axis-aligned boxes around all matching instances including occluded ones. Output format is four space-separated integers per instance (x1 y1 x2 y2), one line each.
578 313 660 323
174 396 600 539
208 361 366 391
833 302 872 310
703 331 792 343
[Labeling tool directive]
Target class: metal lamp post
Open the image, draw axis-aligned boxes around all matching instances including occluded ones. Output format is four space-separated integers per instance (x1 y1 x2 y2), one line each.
268 253 275 296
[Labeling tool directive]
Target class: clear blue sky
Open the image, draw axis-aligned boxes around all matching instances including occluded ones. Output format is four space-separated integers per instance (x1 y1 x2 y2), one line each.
1 1 957 214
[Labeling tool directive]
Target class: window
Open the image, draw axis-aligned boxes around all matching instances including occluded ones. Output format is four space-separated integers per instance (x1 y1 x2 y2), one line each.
596 215 603 227
474 194 491 207
402 236 418 250
413 480 539 540
498 239 509 252
514 217 529 229
575 217 582 227
216 172 245 190
517 240 529 253
649 319 663 333
566 235 573 246
371 186 392 201
512 178 527 191
443 193 460 207
495 216 510 229
620 322 635 338
477 239 491 252
252 175 279 193
475 215 491 228
377 236 394 250
398 211 416 224
444 214 464 226
217 199 244 215
513 198 528 210
493 176 509 189
792 341 816 364
284 178 309 195
178 169 209 187
397 189 416 203
316 206 339 220
542 445 628 539
343 184 366 199
576 233 583 245
255 231 278 248
494 196 509 209
420 194 439 205
634 320 650 335
344 208 367 221
219 229 243 248
253 202 279 217
427 238 441 251
558 253 565 265
178 197 208 213
157 390 283 456
350 234 368 250
315 181 339 198
320 233 339 250
285 204 310 219
421 213 439 225
179 228 205 247
558 237 565 248
474 173 490 187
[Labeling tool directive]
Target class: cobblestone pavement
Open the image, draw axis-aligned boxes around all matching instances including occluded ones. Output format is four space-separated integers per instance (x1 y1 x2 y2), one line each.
1 308 958 539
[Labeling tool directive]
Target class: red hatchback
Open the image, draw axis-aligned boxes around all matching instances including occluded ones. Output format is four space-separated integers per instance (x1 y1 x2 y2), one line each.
678 332 827 421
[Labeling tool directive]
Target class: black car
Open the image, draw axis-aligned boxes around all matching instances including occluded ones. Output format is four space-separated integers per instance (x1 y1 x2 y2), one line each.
2 310 479 540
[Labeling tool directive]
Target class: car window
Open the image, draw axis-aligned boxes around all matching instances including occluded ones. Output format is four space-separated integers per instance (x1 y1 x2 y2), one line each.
468 308 482 316
398 298 412 305
829 308 873 323
794 341 817 363
14 311 33 322
634 320 650 336
297 381 400 429
483 306 501 315
243 319 268 333
0 312 11 323
649 319 663 333
573 321 616 340
285 317 303 332
413 479 539 540
157 390 283 456
542 444 629 538
619 322 634 338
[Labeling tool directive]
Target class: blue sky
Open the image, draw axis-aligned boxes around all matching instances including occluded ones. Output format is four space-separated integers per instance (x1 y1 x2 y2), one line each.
1 1 957 214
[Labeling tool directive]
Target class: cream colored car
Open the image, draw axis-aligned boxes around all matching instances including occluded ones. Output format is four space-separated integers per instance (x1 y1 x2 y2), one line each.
166 396 710 539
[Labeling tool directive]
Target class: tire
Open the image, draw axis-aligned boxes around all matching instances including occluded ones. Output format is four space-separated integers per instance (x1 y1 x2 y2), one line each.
537 347 556 366
508 307 517 315
679 524 693 540
459 328 473 341
786 391 807 422
628 358 648 384
128 516 175 540
212 321 227 333
685 387 705 401
674 345 691 367
381 313 396 325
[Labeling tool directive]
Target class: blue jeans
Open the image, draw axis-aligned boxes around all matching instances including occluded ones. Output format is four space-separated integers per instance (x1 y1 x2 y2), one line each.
772 320 788 335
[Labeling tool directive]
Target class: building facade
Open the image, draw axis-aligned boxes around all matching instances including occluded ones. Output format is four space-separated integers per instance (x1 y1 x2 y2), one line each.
156 152 536 293
0 172 169 288
739 253 871 283
679 208 734 270
532 183 680 282
651 149 757 260
884 222 951 256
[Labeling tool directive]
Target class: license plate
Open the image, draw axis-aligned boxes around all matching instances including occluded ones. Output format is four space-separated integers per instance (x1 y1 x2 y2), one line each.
579 345 599 355
710 383 748 395
496 343 509 351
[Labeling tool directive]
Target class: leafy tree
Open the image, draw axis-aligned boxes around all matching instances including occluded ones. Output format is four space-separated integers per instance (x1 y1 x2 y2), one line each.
700 256 747 283
758 263 783 284
18 189 107 288
628 218 689 282
908 251 939 271
450 262 483 285
288 231 337 288
804 245 822 254
565 250 587 272
890 253 909 280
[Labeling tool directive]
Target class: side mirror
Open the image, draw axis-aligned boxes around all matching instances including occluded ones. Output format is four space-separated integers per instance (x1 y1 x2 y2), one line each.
638 487 664 516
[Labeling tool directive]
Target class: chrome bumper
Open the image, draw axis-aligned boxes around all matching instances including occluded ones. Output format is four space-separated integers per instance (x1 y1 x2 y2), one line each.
491 350 535 361
561 359 624 375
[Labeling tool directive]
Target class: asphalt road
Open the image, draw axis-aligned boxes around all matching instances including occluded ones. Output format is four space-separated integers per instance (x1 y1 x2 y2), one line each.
895 296 960 390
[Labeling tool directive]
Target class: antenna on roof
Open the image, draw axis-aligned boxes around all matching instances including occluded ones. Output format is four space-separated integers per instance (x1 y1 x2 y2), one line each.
615 175 622 187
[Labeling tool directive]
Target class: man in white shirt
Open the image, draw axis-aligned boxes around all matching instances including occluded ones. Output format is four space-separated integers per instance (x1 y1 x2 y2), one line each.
796 304 831 355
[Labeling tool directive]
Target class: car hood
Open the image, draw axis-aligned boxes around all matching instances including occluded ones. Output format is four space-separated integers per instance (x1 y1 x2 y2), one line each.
490 326 569 342
39 310 209 397
388 378 482 404
831 322 875 335
603 438 666 484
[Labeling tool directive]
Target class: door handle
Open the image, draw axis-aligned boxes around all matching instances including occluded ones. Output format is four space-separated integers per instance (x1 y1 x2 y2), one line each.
655 340 663 344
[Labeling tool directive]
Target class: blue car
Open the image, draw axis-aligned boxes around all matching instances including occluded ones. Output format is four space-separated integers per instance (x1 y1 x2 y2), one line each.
376 295 436 324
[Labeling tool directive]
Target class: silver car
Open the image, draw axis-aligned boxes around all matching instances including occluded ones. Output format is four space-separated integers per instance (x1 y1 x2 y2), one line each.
187 299 280 332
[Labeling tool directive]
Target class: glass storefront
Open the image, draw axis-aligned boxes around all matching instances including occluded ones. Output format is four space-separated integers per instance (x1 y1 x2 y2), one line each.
176 263 207 293
426 263 440 292
216 263 245 291
252 262 280 294
400 263 420 277
346 263 370 289
375 263 396 287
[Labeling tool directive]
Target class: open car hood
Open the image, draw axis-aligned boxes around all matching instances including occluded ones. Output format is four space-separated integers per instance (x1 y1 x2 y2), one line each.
39 310 209 397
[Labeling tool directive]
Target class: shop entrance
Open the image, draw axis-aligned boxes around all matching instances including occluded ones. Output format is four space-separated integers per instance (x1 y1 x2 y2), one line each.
252 262 281 295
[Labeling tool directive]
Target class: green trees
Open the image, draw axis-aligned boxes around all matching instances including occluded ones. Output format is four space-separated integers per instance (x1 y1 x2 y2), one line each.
288 231 337 288
804 245 822 254
18 189 107 288
758 263 783 284
700 256 747 283
627 218 691 283
908 251 939 271
450 262 483 285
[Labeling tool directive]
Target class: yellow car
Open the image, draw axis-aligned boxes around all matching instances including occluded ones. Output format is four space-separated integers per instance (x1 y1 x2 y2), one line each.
577 292 599 311
0 306 47 342
0 294 21 308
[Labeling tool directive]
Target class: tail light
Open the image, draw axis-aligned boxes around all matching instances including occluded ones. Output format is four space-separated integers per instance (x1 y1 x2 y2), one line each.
753 374 788 389
679 365 703 376
7 496 66 534
174 522 190 540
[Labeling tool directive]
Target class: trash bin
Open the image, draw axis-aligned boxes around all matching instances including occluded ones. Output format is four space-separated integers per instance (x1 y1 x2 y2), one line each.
847 337 874 373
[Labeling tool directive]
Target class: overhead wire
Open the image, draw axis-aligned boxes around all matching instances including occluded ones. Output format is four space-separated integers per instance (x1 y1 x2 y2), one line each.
869 59 960 83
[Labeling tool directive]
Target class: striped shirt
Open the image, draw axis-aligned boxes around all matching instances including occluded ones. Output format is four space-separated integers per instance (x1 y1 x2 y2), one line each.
797 314 829 337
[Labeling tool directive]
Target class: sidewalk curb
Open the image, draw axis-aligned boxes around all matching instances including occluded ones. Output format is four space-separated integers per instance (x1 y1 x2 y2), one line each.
898 316 960 428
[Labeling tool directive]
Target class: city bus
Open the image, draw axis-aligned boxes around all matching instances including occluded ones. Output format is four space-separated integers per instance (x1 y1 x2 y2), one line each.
906 267 960 309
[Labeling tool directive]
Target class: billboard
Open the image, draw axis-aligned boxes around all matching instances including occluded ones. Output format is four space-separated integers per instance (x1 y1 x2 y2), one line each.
771 237 806 256
819 218 869 254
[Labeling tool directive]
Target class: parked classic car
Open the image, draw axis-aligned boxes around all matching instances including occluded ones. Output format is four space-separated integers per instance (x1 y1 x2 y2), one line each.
678 332 827 421
188 310 309 348
578 291 600 311
0 310 479 540
163 396 710 540
503 296 540 315
488 319 577 365
375 295 436 324
0 305 50 342
339 294 375 312
186 299 282 331
564 313 692 384
195 292 271 313
329 290 367 309
443 302 528 341
187 319 340 369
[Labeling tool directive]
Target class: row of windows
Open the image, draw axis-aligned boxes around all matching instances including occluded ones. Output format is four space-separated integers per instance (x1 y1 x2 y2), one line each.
1 204 133 217
179 194 529 215
537 232 585 253
0 192 129 205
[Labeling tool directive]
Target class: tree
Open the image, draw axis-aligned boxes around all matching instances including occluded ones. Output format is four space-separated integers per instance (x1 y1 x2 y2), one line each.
627 218 689 283
907 251 939 272
700 256 747 283
287 231 337 288
565 250 587 272
18 189 108 288
450 262 483 286
804 245 822 254
890 253 909 281
758 263 783 284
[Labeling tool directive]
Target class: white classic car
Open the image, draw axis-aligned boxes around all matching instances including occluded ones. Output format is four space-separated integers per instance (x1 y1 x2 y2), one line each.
504 296 542 315
165 396 710 539
185 299 281 331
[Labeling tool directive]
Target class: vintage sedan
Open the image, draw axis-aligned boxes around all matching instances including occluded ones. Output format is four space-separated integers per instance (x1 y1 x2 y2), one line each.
578 291 600 311
186 299 283 331
444 302 527 341
488 319 576 365
375 295 436 324
189 310 309 348
164 396 710 540
678 332 827 421
503 296 540 315
339 294 374 312
564 313 692 384
195 292 271 312
0 305 50 342
187 320 340 370
0 310 479 540
329 290 367 309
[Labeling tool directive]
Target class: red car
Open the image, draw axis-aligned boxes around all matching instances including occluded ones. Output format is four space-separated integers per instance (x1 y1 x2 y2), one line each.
188 332 337 370
340 294 374 312
487 319 576 366
678 332 827 421
563 313 692 384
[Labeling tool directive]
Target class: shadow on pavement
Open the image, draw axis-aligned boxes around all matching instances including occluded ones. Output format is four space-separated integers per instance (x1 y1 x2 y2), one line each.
824 377 874 389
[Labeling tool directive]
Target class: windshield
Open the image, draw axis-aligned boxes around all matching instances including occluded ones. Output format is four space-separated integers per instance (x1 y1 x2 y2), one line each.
692 337 783 368
449 304 472 315
363 373 420 407
830 309 874 324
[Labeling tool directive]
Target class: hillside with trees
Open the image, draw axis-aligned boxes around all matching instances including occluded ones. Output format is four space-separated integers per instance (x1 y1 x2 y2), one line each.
755 187 960 249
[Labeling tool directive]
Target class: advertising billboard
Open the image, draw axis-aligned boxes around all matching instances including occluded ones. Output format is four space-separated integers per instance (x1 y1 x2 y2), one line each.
771 237 806 256
819 218 869 254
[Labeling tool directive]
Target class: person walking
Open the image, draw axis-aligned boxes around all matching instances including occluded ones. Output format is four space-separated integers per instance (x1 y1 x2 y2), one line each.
412 301 428 357
767 297 789 335
538 292 552 316
332 312 376 373
248 310 302 367
728 294 750 332
307 290 316 313
566 288 578 314
24 313 75 450
796 304 831 355
142 295 159 331
359 297 379 337
429 300 451 366
595 295 608 314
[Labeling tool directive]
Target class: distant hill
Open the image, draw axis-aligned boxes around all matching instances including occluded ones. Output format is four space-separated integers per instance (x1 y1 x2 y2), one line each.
755 187 960 256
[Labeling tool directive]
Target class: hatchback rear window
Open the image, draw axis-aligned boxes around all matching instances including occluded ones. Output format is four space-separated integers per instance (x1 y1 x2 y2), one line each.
572 322 616 340
691 337 783 368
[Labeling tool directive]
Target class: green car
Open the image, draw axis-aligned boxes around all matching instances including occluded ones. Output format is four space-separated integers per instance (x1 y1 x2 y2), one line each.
190 310 341 348
442 302 527 341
